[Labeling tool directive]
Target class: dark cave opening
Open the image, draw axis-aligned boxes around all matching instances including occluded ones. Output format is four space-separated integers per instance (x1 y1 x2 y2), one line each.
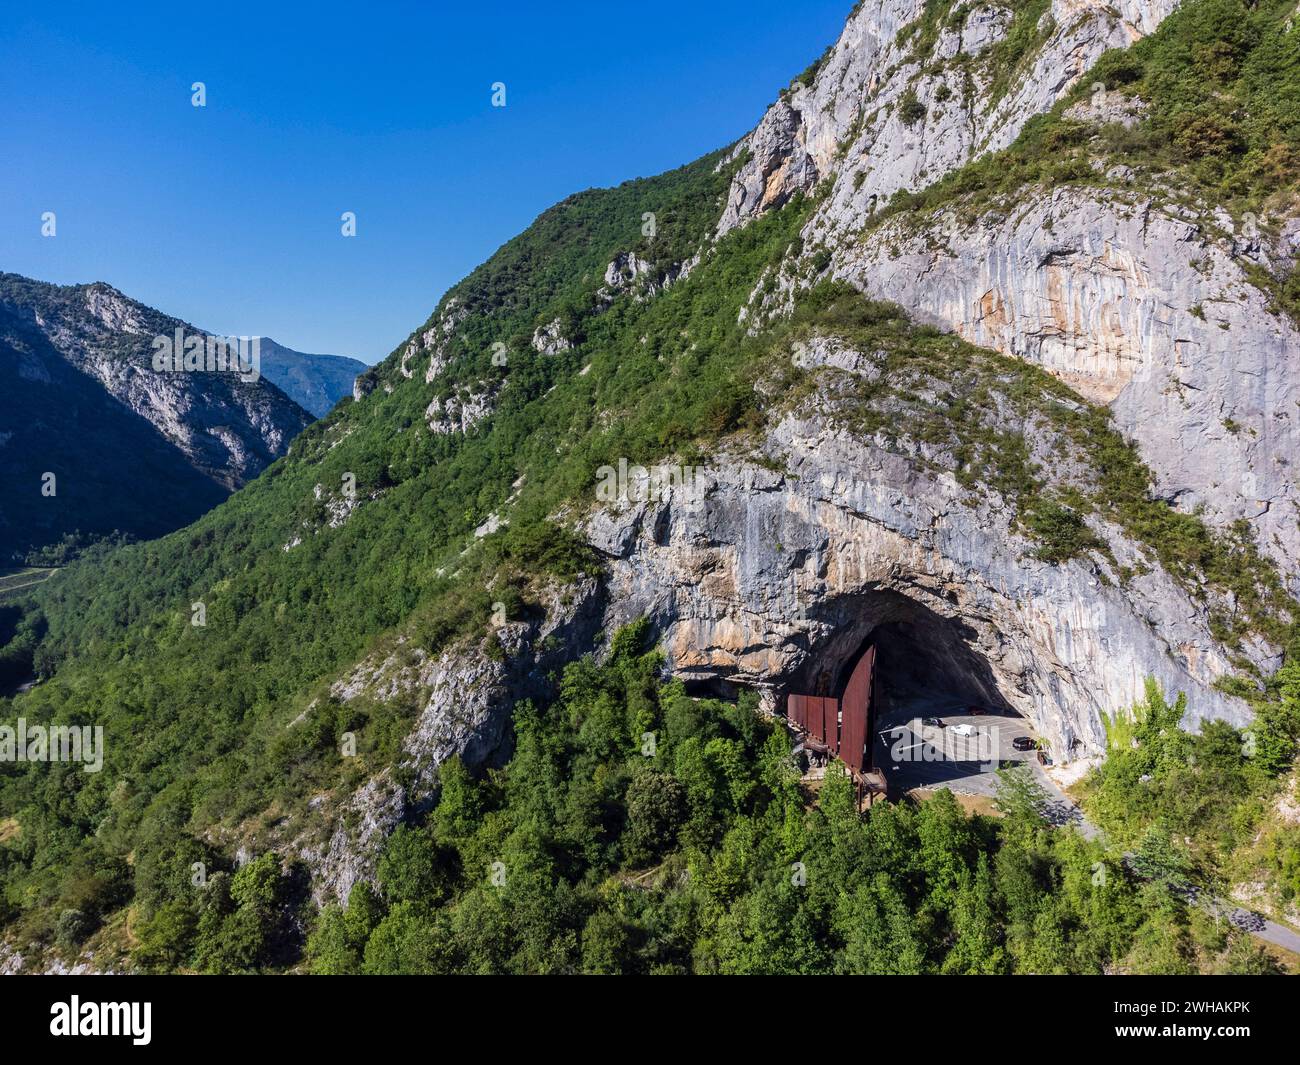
789 590 1010 713
784 589 1029 795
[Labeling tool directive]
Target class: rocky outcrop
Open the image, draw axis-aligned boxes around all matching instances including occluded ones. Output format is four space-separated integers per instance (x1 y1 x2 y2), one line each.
0 940 121 975
532 319 573 356
597 251 696 303
604 252 655 290
422 301 470 383
426 387 496 435
353 371 378 401
296 771 407 910
717 91 821 236
587 395 1254 764
835 188 1300 593
299 579 605 905
719 0 1178 242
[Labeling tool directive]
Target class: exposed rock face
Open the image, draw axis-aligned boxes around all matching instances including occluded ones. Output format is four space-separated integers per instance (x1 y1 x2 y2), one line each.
423 301 470 382
0 941 120 975
838 189 1300 592
300 579 605 905
586 405 1253 765
532 319 573 355
719 0 1178 241
718 1 1300 590
1063 88 1148 129
426 388 496 435
935 3 1013 58
717 92 820 236
353 373 377 401
597 251 697 303
719 1 1300 596
605 252 654 290
297 771 407 909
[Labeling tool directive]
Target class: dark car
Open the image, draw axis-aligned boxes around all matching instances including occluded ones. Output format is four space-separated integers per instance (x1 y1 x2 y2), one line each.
922 717 943 728
1012 736 1037 752
967 705 986 715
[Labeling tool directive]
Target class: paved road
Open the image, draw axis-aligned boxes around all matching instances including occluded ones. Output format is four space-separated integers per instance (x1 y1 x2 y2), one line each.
1211 900 1300 955
1031 761 1300 957
1030 759 1101 840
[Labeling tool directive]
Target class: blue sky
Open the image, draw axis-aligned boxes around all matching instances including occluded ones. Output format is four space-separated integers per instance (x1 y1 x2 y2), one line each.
0 0 852 363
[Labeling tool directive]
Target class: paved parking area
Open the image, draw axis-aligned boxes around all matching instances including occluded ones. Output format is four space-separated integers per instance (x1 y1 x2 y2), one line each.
873 692 1038 799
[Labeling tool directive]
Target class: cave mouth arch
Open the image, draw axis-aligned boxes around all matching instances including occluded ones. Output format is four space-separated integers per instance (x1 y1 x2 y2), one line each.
788 588 1012 716
780 588 1030 795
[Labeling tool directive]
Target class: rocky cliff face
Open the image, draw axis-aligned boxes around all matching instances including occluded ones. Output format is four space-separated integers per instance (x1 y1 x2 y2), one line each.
719 0 1178 240
588 412 1252 769
301 296 1273 903
715 1 1300 600
600 0 1279 755
839 188 1300 593
0 273 314 560
0 275 313 489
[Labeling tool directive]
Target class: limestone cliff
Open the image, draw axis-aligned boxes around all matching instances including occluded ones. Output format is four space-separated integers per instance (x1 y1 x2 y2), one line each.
0 273 314 560
715 1 1300 595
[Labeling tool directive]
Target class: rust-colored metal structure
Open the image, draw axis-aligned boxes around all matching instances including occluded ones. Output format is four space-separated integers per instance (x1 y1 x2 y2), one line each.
839 645 874 773
788 643 879 776
789 692 807 732
789 693 832 747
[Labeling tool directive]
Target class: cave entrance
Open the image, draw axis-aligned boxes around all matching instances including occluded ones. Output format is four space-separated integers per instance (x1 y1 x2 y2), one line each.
785 590 1029 800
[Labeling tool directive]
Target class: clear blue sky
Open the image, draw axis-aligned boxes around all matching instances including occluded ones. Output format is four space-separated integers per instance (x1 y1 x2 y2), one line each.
0 0 852 363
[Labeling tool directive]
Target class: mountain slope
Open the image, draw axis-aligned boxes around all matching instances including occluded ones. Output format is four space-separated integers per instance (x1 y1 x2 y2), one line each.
0 274 314 562
256 340 365 418
725 0 1300 593
2 0 1299 973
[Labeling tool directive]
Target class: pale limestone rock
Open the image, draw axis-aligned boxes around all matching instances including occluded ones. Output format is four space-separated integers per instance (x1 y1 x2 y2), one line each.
838 187 1300 592
300 580 605 904
590 411 1255 766
426 387 496 435
532 318 572 355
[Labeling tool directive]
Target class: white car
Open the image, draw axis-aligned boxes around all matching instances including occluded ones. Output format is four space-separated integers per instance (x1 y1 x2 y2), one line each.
949 723 977 737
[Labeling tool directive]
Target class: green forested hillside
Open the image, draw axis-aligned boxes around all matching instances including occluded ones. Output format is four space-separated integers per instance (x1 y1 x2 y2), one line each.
3 0 1300 973
0 146 803 951
128 625 1286 975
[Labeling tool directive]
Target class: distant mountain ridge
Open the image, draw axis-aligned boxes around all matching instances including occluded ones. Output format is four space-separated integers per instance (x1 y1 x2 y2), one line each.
255 339 366 418
0 272 315 563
